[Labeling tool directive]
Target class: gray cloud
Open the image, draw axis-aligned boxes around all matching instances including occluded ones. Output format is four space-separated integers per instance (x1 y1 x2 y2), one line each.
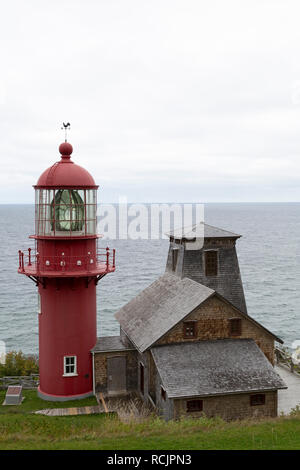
0 0 299 203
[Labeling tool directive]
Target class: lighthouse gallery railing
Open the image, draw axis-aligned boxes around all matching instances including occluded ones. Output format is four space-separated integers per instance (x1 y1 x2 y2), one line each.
18 247 115 274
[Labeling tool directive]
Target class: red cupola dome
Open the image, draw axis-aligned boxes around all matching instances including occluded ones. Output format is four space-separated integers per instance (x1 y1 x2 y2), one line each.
35 142 98 188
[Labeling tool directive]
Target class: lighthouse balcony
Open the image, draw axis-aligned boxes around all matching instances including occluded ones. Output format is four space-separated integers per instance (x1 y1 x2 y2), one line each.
18 248 115 277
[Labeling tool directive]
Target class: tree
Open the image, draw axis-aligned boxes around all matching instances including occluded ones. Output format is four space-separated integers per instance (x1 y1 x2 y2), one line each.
0 351 39 377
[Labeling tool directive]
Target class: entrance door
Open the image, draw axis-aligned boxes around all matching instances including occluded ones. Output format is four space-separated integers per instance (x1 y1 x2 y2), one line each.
107 356 127 395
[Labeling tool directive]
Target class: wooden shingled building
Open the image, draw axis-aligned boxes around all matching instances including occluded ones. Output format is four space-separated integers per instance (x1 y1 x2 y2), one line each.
91 223 286 421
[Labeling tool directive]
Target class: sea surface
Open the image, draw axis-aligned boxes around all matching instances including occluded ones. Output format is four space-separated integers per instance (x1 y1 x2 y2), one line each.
0 203 299 354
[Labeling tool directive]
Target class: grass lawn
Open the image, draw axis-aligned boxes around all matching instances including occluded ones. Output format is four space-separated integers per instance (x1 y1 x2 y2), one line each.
0 389 98 414
0 390 300 450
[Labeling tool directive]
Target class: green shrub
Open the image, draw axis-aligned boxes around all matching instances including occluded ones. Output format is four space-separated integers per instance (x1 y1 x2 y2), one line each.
0 351 39 377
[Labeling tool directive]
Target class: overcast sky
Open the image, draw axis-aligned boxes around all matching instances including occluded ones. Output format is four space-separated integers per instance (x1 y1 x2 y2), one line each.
0 0 300 203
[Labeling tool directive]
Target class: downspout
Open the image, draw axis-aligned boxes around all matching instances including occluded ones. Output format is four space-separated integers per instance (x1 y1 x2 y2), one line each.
92 351 95 395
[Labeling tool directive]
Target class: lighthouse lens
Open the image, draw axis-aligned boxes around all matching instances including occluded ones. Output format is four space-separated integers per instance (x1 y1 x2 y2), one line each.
51 189 84 233
36 188 96 236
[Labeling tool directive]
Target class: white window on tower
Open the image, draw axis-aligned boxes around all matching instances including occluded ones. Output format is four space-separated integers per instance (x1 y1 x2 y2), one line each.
63 356 77 376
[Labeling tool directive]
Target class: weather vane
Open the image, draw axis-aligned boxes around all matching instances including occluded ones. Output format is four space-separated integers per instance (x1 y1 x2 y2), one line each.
61 122 71 142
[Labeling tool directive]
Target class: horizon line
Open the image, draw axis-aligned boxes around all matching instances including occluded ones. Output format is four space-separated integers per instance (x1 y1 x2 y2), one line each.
0 201 300 205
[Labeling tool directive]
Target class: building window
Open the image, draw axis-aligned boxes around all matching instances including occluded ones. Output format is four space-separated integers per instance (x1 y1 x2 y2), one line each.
172 249 178 271
63 356 77 376
140 363 144 395
183 322 197 338
205 250 218 276
161 387 166 401
229 318 242 336
187 400 203 412
250 394 265 406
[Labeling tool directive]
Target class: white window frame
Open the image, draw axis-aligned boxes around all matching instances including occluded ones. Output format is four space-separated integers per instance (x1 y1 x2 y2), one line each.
63 355 78 377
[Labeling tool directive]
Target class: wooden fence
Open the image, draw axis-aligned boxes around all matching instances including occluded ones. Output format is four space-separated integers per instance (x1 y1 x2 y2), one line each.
0 374 39 390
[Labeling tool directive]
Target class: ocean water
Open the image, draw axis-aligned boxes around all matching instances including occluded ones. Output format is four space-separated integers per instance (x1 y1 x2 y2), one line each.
0 203 299 354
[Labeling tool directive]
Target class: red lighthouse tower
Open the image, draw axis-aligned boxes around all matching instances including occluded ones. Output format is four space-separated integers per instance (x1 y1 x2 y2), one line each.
18 139 115 400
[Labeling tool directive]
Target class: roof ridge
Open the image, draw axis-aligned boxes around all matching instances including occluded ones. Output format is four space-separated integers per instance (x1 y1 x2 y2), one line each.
151 337 253 350
115 273 216 352
167 221 241 239
202 222 240 236
151 339 287 399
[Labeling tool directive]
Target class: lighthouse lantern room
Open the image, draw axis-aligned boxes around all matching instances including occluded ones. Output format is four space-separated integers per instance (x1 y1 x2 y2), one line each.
18 139 115 400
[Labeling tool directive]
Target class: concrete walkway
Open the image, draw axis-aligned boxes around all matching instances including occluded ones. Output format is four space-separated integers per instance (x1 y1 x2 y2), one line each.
34 395 149 420
275 365 300 415
35 405 102 416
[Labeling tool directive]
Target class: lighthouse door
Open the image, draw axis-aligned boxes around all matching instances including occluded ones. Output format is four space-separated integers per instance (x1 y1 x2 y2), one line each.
107 356 127 395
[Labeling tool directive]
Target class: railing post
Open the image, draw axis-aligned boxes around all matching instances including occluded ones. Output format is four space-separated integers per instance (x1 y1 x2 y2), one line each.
21 252 24 272
106 247 109 270
36 252 40 274
28 247 32 266
113 249 116 269
18 250 21 269
61 252 65 272
87 252 90 272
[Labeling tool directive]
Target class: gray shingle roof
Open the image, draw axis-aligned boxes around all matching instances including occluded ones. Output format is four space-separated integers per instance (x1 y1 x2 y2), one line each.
115 273 214 353
167 222 241 240
115 273 283 352
151 339 287 398
91 336 134 353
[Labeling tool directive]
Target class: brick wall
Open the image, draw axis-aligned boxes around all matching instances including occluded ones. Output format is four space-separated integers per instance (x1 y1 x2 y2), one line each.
94 350 137 393
155 295 275 364
173 391 278 421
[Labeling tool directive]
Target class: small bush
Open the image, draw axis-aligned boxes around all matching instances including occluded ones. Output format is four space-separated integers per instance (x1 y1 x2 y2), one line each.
0 351 39 377
289 404 300 417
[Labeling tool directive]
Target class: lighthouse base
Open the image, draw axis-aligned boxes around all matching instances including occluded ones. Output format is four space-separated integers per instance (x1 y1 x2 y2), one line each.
37 386 94 402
